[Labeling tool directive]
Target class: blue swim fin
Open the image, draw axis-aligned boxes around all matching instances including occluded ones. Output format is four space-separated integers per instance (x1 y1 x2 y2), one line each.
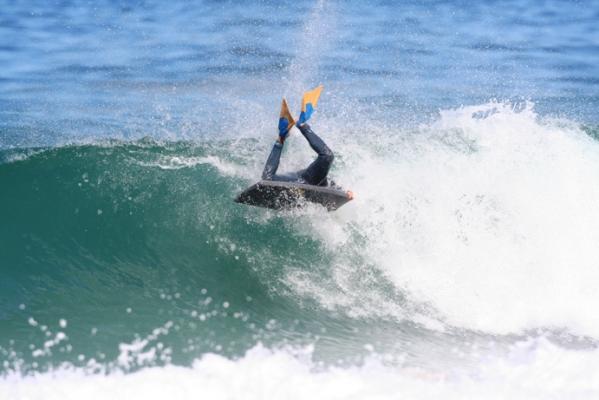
278 98 295 142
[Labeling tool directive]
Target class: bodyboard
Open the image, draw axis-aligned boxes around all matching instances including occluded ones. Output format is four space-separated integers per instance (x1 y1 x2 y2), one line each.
235 180 352 211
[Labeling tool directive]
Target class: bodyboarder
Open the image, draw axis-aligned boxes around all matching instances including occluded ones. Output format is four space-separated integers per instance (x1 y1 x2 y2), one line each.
261 85 351 199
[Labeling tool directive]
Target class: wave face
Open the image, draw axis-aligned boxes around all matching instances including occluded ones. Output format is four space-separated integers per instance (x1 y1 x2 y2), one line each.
2 102 599 398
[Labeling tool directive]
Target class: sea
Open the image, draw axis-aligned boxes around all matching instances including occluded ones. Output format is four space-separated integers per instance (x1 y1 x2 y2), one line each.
2 0 599 398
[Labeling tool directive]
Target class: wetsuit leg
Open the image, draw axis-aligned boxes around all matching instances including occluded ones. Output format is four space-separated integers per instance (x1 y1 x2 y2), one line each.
261 141 283 180
298 124 334 185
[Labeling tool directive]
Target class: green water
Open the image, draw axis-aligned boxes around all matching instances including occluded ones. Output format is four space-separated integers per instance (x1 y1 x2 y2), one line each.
1 142 448 374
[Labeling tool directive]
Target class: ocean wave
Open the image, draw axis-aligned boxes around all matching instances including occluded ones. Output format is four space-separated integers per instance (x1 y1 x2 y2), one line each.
2 101 599 382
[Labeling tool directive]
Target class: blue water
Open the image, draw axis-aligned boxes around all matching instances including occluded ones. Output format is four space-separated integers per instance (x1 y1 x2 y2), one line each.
2 0 599 149
3 1 599 398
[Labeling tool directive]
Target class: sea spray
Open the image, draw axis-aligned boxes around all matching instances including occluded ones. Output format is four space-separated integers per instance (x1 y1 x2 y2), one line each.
279 101 599 337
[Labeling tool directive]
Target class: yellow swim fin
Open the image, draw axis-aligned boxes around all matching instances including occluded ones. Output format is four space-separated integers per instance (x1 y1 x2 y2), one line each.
298 85 323 125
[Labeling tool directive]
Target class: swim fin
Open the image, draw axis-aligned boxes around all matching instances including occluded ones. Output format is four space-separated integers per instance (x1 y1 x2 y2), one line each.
297 85 323 126
278 98 295 141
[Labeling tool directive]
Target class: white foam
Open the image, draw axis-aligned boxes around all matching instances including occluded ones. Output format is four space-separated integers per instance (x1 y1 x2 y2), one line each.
278 101 599 337
2 338 598 399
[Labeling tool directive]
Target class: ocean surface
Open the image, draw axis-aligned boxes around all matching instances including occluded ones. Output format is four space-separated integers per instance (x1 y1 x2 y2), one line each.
2 0 599 398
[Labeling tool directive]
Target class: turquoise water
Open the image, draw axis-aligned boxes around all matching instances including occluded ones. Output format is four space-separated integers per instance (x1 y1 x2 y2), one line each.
2 1 599 398
1 141 475 371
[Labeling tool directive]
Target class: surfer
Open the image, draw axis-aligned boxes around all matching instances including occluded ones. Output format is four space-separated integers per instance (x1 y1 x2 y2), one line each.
262 85 347 193
236 86 352 211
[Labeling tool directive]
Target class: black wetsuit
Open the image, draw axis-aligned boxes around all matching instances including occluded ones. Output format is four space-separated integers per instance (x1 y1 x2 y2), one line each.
261 123 336 187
